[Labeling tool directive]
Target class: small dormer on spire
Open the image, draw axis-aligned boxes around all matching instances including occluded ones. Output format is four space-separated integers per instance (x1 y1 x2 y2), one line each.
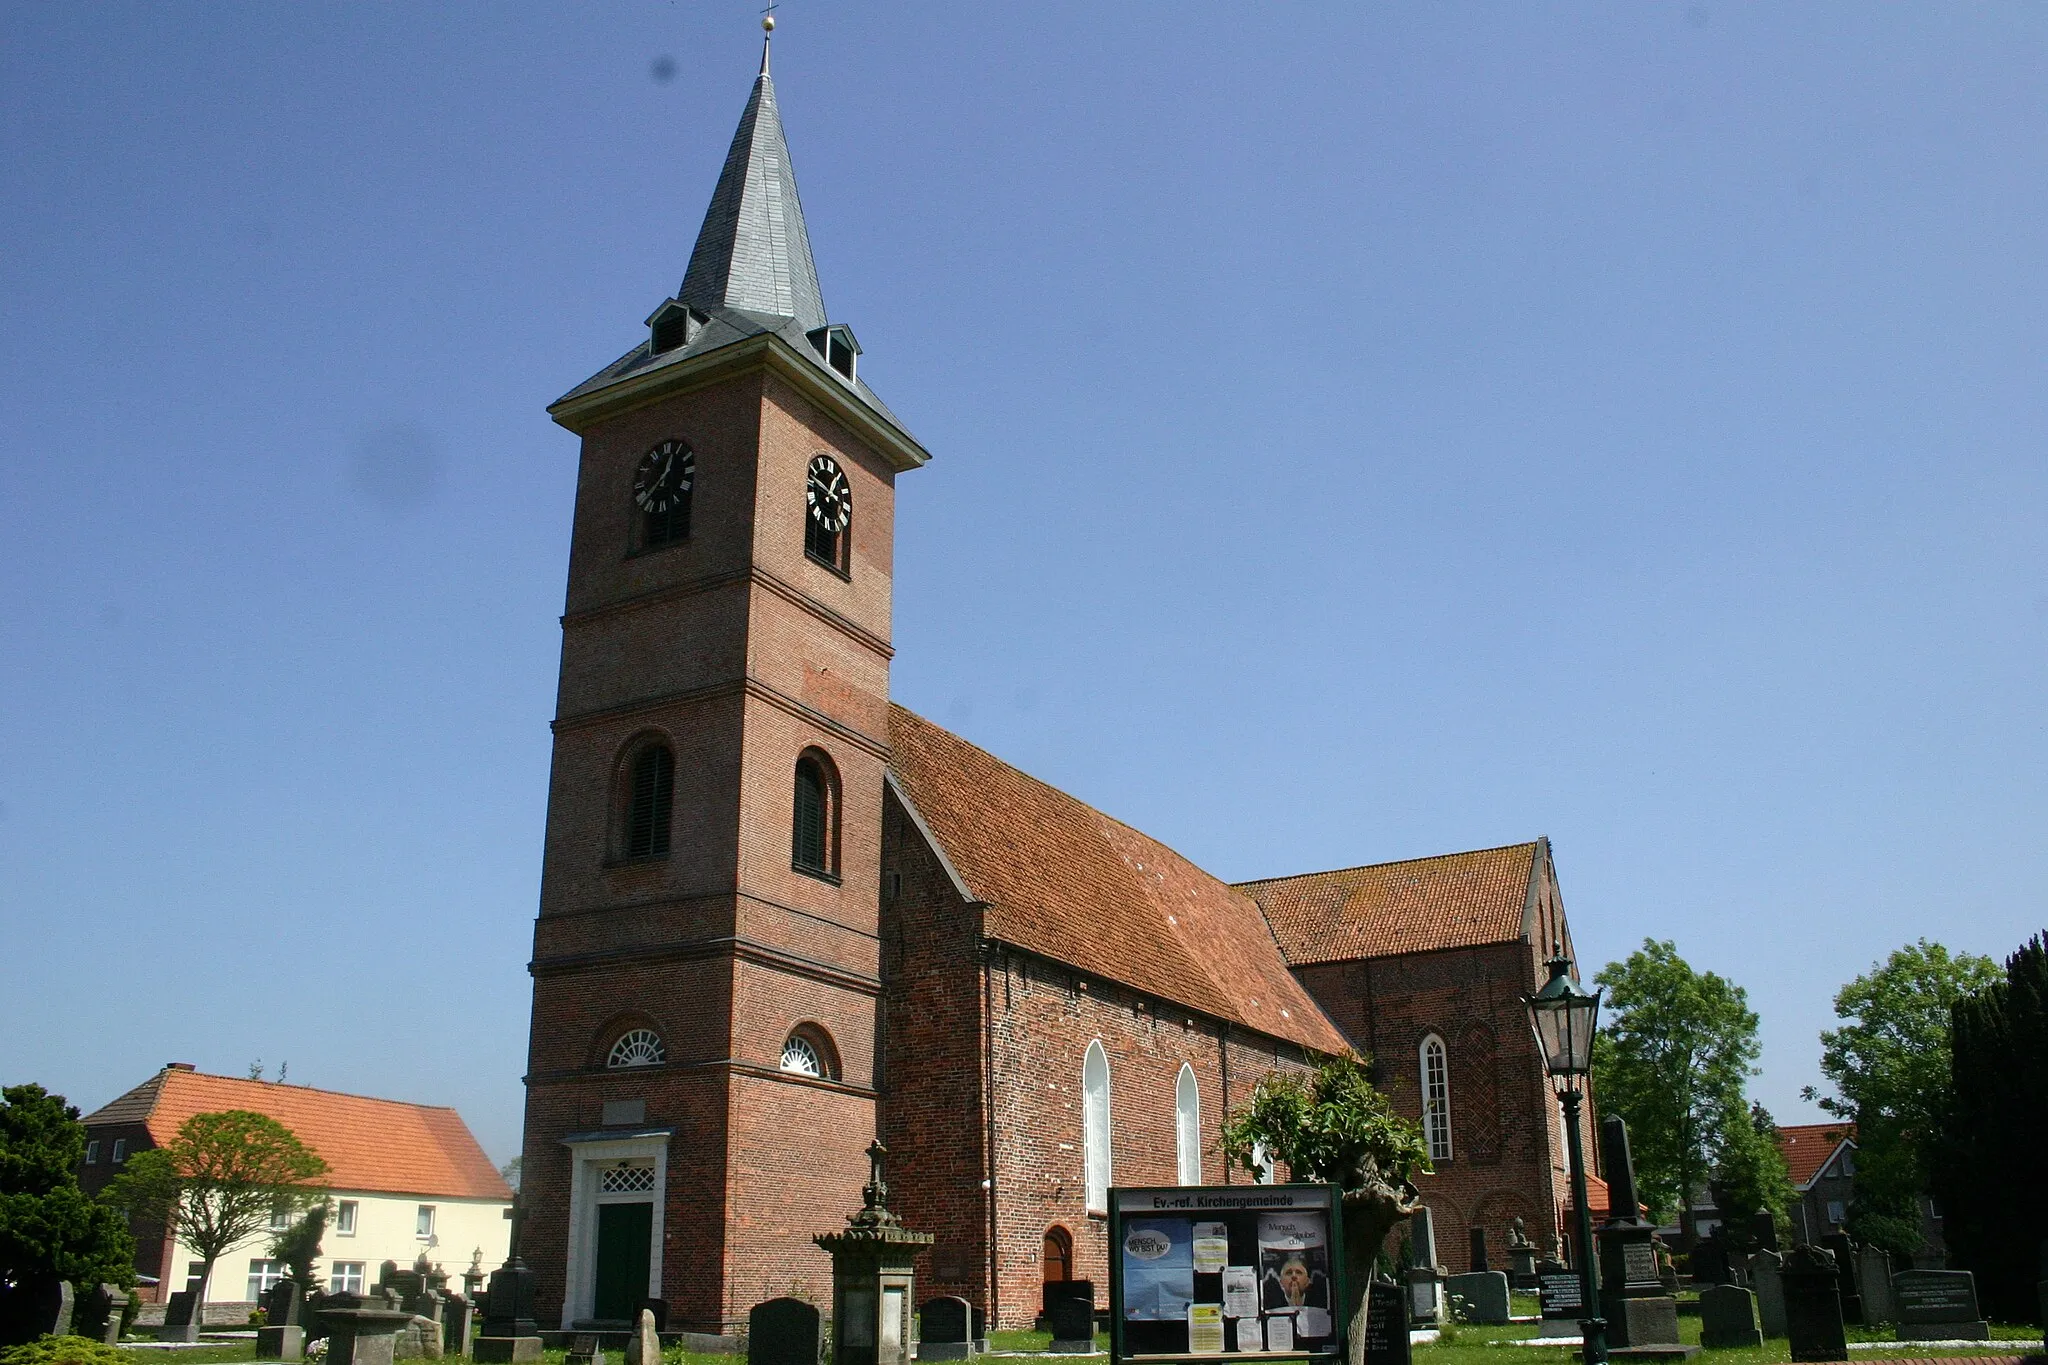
806 323 860 384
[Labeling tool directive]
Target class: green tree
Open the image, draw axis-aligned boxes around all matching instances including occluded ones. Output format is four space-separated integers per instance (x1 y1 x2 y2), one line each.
1932 932 2047 1321
269 1199 330 1292
1802 940 1999 1259
1219 1053 1430 1365
106 1111 327 1306
1708 1103 1795 1252
1591 939 1761 1223
0 1084 136 1291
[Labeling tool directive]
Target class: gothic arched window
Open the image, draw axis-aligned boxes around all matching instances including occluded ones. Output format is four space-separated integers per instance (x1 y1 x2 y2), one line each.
608 1029 666 1068
1175 1064 1201 1185
792 750 839 878
1421 1033 1453 1162
623 743 674 859
1083 1040 1111 1213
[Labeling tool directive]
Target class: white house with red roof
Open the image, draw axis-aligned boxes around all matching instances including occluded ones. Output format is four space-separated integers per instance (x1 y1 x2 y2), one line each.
77 1064 512 1306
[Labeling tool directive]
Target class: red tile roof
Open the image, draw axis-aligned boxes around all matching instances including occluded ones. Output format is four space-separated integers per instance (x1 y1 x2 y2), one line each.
81 1069 512 1202
1777 1122 1855 1189
888 705 1348 1055
1236 843 1540 965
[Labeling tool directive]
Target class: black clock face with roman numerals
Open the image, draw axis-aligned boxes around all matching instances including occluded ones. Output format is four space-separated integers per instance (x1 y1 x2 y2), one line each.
807 455 851 532
633 441 694 514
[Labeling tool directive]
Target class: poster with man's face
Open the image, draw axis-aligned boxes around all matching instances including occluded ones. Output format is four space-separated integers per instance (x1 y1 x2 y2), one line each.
1257 1213 1334 1340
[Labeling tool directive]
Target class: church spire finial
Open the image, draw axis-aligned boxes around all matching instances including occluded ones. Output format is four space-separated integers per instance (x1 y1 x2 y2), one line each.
760 4 775 77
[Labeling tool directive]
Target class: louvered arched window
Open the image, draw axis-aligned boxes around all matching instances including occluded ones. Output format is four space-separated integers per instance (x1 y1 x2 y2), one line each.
1083 1040 1111 1213
624 743 674 859
1175 1064 1201 1185
1421 1033 1453 1162
792 750 838 878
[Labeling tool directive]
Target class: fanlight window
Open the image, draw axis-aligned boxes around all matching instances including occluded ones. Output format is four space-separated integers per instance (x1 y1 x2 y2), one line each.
781 1034 823 1076
608 1029 666 1069
1421 1033 1453 1162
599 1163 656 1194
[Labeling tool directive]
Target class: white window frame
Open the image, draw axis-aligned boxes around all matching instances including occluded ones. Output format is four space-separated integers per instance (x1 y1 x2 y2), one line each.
416 1204 436 1240
269 1200 292 1231
335 1200 358 1236
1174 1064 1201 1185
246 1259 286 1301
84 1140 100 1165
111 1139 127 1163
329 1261 366 1295
1083 1040 1112 1214
1421 1034 1453 1163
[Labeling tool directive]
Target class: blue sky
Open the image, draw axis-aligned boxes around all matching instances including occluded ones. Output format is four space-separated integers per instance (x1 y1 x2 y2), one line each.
3 4 2043 1165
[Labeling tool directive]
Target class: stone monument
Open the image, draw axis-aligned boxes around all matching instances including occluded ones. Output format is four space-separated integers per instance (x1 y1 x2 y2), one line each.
1363 1276 1410 1365
1748 1248 1787 1338
1820 1234 1862 1324
623 1308 661 1365
75 1283 129 1347
1594 1116 1688 1354
321 1304 422 1365
1444 1272 1510 1326
1698 1286 1761 1349
1534 1263 1583 1340
472 1198 543 1365
259 1280 307 1359
813 1141 933 1365
1405 1208 1442 1327
916 1297 973 1361
748 1298 823 1365
160 1288 202 1343
1855 1245 1894 1324
1893 1269 1988 1341
1506 1219 1539 1290
1781 1245 1846 1363
1044 1289 1094 1354
442 1295 476 1358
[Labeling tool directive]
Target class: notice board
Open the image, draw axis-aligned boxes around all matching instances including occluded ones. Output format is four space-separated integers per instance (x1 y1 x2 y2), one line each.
1108 1184 1346 1362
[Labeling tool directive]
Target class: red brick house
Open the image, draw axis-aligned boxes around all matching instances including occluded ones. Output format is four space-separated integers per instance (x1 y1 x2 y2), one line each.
516 39 1596 1334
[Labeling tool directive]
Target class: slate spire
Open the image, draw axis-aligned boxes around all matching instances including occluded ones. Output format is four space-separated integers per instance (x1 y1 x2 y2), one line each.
678 43 827 334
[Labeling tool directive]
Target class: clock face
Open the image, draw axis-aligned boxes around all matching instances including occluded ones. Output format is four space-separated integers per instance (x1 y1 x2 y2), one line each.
807 455 851 532
633 441 694 513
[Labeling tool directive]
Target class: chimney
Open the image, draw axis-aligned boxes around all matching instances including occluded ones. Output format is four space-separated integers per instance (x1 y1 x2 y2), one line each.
166 1062 196 1071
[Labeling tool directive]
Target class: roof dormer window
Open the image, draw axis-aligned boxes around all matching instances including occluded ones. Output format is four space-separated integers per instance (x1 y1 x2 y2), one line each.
805 323 860 383
646 298 704 356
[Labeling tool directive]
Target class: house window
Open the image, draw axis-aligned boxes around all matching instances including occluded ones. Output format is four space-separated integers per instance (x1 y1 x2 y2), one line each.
111 1139 127 1163
1249 1140 1275 1185
781 1027 838 1080
336 1201 358 1235
84 1141 99 1165
1421 1034 1452 1162
608 1029 666 1068
247 1260 286 1300
269 1201 292 1231
792 751 839 879
1174 1064 1201 1185
1825 1201 1846 1227
416 1205 436 1239
623 743 674 860
1083 1040 1111 1213
329 1262 366 1295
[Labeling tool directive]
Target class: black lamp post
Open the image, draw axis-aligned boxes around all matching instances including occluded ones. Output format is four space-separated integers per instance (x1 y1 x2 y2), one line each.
1526 947 1608 1365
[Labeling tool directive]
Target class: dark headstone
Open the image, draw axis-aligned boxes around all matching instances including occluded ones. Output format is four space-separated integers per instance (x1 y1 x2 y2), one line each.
1750 1248 1787 1338
1410 1208 1440 1270
918 1296 972 1361
1690 1238 1732 1287
564 1334 600 1365
1699 1285 1762 1349
1469 1226 1490 1274
0 1276 75 1346
1538 1270 1583 1323
1781 1246 1847 1363
1404 1266 1442 1328
1820 1234 1863 1324
1749 1213 1780 1253
1045 1290 1094 1352
471 1258 543 1364
1600 1115 1647 1227
1893 1269 1988 1341
75 1283 129 1347
267 1280 307 1327
1444 1272 1510 1325
442 1295 475 1357
161 1288 202 1343
969 1306 986 1352
257 1325 308 1360
749 1297 822 1365
1363 1278 1410 1365
1040 1279 1091 1321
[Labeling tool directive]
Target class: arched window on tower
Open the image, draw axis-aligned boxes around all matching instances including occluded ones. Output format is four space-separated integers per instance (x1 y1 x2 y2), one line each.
1175 1064 1201 1185
1083 1040 1111 1213
1421 1033 1453 1162
623 743 674 859
792 750 839 879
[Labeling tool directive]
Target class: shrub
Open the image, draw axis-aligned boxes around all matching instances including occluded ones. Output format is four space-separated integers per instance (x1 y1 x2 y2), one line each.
0 1335 128 1365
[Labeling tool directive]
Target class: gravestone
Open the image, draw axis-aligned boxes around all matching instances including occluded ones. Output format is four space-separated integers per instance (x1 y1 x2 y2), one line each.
395 1314 445 1361
1468 1226 1490 1274
1535 1267 1583 1339
750 1298 822 1365
624 1308 661 1365
1404 1266 1441 1328
1748 1213 1779 1254
161 1288 202 1343
75 1283 129 1347
564 1333 602 1365
1410 1208 1440 1270
1698 1285 1761 1350
1363 1278 1410 1365
322 1305 422 1365
1045 1290 1094 1353
470 1257 542 1365
1893 1269 1987 1341
1506 1219 1539 1290
969 1306 986 1354
1689 1238 1732 1287
1444 1272 1510 1326
1820 1234 1862 1324
0 1276 74 1346
642 1300 668 1334
917 1296 972 1361
1749 1249 1787 1338
1595 1115 1684 1351
1039 1279 1090 1322
1780 1246 1846 1363
1857 1246 1894 1324
258 1280 308 1359
442 1295 475 1358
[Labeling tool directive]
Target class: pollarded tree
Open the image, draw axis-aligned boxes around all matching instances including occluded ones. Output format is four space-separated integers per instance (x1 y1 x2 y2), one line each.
107 1111 327 1307
1219 1053 1430 1365
1592 939 1761 1224
0 1084 136 1293
1802 939 1999 1259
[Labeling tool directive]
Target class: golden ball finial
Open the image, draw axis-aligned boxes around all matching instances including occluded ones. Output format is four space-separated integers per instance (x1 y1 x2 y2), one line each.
762 14 775 33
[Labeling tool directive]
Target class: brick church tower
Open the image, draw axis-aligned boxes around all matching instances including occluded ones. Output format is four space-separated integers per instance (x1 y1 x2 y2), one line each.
518 31 930 1334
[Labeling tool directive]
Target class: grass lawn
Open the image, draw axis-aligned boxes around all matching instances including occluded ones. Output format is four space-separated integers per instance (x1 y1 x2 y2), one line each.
1416 1313 2044 1365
